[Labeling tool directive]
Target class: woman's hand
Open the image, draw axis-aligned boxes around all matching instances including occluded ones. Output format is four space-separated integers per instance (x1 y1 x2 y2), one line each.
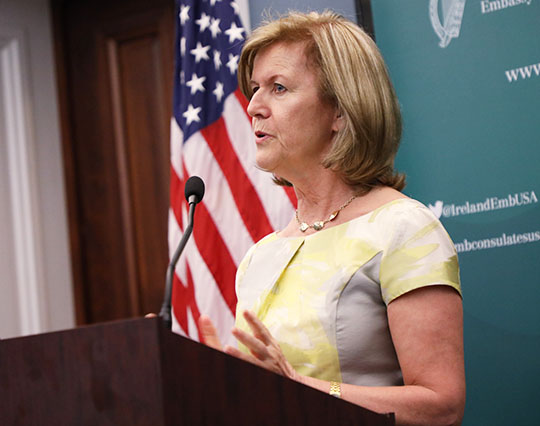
199 315 223 350
226 311 299 381
199 311 299 382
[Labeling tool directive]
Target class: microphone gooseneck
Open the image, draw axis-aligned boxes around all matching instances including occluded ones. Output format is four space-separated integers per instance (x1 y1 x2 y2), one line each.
159 176 205 329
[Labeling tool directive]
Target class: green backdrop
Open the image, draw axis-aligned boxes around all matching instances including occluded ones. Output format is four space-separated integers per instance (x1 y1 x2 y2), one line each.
371 1 540 424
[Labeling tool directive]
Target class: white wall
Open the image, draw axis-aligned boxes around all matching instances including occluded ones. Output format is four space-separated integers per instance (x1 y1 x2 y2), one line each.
0 0 74 338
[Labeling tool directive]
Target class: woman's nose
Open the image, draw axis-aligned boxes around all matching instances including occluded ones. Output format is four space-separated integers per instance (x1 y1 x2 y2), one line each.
246 90 269 118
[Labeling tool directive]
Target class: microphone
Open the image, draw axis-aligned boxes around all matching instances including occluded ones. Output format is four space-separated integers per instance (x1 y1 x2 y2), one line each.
159 176 205 329
185 174 205 205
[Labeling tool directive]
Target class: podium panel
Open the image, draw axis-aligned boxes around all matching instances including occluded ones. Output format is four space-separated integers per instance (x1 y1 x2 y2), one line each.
0 318 394 425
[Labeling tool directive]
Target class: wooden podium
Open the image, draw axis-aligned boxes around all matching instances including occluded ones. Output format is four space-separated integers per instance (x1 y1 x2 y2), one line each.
0 318 394 425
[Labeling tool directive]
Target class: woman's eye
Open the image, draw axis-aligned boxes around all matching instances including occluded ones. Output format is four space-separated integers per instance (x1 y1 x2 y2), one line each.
274 83 286 93
251 86 259 94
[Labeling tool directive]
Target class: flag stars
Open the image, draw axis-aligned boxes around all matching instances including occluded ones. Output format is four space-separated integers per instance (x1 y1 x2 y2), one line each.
230 1 240 15
195 13 211 32
186 73 206 95
209 18 221 38
179 5 190 25
180 37 186 56
183 104 202 126
176 4 243 133
225 22 244 44
226 53 239 74
213 50 222 70
190 42 210 63
213 82 225 102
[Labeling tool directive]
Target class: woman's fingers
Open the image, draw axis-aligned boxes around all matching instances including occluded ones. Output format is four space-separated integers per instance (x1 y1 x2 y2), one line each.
224 345 257 363
197 313 295 380
198 315 223 350
243 310 274 345
230 324 298 380
224 345 274 370
231 326 269 360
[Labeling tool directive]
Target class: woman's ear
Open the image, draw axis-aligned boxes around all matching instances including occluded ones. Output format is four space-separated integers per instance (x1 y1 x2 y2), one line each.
332 109 345 132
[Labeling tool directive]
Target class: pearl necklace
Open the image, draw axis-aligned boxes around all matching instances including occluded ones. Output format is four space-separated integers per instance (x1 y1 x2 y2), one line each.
295 195 358 232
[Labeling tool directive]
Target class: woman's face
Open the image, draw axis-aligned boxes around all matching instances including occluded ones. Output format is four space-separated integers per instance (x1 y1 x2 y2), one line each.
247 42 340 182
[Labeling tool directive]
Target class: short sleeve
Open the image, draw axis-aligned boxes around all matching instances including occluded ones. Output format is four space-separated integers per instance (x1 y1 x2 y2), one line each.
379 204 461 305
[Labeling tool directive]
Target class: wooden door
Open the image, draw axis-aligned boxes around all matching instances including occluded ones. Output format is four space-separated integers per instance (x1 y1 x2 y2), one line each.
52 0 174 324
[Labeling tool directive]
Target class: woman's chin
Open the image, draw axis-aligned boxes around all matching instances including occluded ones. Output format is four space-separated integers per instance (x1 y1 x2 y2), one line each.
254 156 277 174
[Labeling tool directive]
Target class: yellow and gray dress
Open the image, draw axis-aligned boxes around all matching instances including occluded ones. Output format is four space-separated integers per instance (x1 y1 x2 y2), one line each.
235 199 461 386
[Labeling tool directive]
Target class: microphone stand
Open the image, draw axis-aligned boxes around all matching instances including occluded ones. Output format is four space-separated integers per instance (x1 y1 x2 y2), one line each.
159 200 197 330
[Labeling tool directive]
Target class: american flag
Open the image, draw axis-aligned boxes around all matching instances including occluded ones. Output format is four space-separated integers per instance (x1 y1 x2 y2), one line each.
169 0 295 346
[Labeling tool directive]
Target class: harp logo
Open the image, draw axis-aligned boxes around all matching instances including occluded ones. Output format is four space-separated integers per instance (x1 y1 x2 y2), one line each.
429 0 467 48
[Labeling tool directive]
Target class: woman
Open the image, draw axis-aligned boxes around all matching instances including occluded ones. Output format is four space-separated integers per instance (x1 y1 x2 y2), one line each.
200 11 465 426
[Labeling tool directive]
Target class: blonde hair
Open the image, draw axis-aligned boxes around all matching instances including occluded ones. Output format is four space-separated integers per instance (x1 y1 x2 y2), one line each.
238 11 405 192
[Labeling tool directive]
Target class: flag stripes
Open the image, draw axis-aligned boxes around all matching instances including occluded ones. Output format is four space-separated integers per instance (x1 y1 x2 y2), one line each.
169 0 295 345
200 118 274 242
